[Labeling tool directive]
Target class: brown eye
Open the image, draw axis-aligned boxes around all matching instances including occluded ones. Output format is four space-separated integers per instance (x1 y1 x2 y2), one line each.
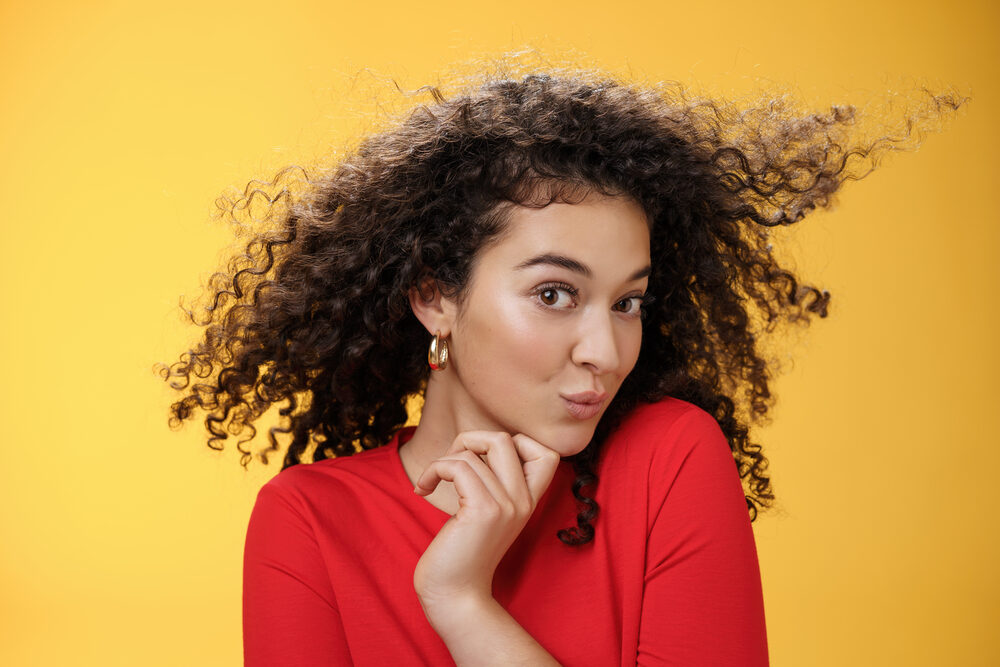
613 296 643 315
540 289 559 305
534 284 576 309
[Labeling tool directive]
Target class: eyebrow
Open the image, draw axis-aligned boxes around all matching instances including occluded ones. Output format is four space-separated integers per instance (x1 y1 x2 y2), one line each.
514 253 652 282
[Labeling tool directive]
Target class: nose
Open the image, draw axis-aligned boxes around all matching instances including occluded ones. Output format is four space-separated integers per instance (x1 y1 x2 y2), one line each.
570 309 621 373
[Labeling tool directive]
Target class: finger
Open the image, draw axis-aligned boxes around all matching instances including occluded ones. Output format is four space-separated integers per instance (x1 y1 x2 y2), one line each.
442 450 513 508
509 434 562 505
415 458 509 517
446 432 532 511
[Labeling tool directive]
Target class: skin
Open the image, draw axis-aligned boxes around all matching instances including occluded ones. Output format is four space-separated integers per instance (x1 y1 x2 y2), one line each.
403 191 652 665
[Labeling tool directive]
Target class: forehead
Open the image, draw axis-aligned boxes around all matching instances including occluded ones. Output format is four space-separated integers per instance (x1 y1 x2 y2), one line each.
480 193 651 273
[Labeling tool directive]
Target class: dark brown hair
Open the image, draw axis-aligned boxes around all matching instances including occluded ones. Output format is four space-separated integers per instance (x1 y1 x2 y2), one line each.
157 66 964 544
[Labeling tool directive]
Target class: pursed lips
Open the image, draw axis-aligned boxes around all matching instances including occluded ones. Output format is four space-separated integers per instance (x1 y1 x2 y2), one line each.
559 390 609 420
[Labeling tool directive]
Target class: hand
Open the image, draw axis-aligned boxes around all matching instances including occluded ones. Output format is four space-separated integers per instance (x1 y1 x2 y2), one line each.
412 431 561 609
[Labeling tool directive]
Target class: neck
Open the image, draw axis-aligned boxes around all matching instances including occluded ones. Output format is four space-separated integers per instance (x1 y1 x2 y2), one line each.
402 369 504 474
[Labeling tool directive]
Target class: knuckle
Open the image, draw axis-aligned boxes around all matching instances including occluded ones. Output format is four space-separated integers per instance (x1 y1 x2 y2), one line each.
480 431 508 449
544 450 561 464
456 450 479 463
440 458 470 475
457 432 491 454
497 499 516 517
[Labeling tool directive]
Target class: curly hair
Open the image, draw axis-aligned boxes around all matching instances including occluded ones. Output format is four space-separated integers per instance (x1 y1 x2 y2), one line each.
156 66 965 545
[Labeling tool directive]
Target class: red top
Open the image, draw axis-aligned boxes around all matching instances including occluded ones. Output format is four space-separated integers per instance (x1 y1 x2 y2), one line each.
243 397 769 666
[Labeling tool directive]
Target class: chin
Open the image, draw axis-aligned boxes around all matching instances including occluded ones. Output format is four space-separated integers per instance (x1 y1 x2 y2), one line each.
527 421 600 458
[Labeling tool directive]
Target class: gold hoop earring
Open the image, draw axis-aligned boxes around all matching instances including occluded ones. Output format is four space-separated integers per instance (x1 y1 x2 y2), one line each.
428 331 449 371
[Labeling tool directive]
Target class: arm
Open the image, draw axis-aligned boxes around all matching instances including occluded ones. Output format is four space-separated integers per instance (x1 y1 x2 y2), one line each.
419 592 560 666
412 432 563 666
638 412 769 666
243 481 353 667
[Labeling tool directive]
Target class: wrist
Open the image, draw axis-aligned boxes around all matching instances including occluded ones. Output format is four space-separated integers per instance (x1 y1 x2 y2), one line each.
418 593 560 665
418 589 497 634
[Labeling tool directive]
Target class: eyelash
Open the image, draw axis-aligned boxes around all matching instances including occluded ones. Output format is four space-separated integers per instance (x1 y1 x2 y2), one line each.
533 282 654 318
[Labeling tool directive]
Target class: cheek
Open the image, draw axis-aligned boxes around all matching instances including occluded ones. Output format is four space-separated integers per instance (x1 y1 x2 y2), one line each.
620 325 644 374
462 293 565 379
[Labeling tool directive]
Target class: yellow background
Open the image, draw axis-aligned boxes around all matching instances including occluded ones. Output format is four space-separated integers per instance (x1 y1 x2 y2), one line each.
1 0 996 665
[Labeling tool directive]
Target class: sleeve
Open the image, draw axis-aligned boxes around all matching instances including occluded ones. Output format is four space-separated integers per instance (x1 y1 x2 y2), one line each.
243 479 354 666
637 410 769 666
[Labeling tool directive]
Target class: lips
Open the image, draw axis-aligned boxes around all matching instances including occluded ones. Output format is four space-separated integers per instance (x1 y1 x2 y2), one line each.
560 391 609 420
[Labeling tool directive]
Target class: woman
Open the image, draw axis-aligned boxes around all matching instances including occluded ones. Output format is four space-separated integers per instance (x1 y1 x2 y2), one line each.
159 68 962 665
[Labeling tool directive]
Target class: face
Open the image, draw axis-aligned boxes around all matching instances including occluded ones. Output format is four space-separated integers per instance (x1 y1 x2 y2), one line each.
441 192 651 456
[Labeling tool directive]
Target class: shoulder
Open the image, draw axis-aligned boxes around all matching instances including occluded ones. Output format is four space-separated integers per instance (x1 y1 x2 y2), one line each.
607 396 726 454
253 443 400 514
245 439 413 559
600 397 734 486
602 398 748 530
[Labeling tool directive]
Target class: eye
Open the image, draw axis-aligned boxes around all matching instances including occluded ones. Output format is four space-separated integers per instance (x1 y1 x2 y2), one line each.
534 283 577 309
612 294 652 318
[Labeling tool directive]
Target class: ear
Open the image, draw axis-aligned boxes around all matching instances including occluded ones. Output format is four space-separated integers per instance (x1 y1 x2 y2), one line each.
408 275 458 338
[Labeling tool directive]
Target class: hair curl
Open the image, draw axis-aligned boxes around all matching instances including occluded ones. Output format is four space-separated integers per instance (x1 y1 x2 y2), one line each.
156 65 965 545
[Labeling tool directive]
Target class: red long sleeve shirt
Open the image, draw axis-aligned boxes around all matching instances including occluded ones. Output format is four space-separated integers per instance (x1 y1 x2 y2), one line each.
243 397 769 665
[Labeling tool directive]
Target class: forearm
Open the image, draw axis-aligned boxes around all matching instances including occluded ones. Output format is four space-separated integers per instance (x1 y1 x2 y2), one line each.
420 593 561 667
